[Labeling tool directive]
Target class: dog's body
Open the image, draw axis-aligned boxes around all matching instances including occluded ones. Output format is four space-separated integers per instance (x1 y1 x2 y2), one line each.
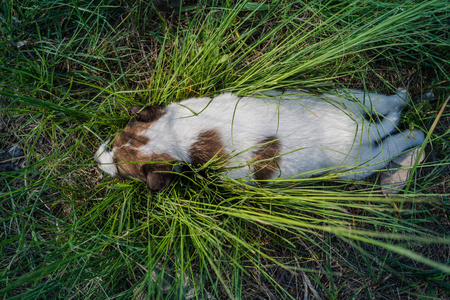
95 89 424 190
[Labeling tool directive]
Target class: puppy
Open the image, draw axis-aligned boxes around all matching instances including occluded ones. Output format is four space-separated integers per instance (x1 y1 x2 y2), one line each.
95 89 425 190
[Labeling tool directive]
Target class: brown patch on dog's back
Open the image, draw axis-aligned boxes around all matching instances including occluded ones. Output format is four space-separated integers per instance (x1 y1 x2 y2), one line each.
252 137 281 180
189 129 227 165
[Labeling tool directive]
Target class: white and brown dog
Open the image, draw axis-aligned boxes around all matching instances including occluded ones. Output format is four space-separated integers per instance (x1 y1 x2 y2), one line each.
95 89 424 190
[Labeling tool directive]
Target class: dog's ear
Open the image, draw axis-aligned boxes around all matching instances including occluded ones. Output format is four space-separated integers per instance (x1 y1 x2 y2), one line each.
142 164 174 191
131 105 164 122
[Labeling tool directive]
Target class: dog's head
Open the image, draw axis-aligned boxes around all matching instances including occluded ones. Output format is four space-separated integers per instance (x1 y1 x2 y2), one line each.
94 105 175 191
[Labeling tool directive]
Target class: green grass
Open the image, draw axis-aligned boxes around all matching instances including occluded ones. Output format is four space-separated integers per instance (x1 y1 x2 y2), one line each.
1 0 449 299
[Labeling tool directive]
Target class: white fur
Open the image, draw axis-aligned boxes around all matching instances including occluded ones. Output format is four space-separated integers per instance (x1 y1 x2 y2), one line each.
94 142 118 177
96 89 425 182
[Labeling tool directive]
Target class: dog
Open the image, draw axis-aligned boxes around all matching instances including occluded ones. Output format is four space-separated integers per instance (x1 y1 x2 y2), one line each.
95 89 425 190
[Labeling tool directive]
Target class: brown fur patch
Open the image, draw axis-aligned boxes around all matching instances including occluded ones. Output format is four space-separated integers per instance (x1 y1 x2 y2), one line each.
113 131 150 148
109 107 170 190
112 107 165 149
113 146 174 182
141 153 176 190
252 137 281 180
131 105 165 122
189 129 227 165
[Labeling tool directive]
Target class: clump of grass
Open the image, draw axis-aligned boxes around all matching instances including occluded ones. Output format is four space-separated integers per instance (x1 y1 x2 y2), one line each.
1 0 449 299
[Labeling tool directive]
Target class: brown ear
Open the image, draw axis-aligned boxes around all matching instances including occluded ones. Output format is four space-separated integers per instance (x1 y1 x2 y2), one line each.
131 105 164 122
142 164 174 191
